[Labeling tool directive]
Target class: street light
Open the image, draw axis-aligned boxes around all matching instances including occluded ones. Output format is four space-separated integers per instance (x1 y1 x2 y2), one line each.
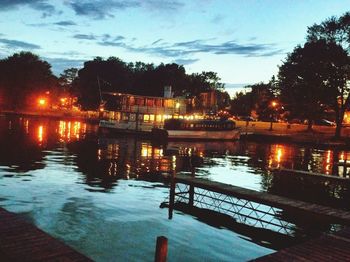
269 100 278 131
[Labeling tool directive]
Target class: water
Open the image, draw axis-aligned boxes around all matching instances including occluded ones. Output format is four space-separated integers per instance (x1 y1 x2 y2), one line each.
1 116 350 261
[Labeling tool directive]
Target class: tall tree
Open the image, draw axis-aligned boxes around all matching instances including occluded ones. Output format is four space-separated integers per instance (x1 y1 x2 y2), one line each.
0 52 57 109
307 13 350 137
278 40 349 135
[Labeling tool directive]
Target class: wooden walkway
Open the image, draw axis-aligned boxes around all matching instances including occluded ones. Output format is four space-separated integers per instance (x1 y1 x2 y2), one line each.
253 227 350 261
0 207 91 261
173 174 350 224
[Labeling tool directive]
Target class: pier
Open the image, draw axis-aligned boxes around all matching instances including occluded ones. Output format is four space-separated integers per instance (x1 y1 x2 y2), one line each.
162 173 350 258
0 208 91 261
166 174 350 224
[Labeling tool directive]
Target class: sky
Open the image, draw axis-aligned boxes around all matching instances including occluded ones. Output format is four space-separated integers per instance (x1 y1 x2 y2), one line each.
0 0 349 96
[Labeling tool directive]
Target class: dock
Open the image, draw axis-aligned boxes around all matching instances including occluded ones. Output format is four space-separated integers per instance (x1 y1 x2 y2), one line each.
171 174 350 224
0 207 91 261
165 173 350 260
253 227 350 261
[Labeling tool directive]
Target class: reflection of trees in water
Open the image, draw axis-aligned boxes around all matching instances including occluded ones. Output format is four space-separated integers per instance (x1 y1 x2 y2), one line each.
266 172 350 210
68 137 172 191
0 119 46 172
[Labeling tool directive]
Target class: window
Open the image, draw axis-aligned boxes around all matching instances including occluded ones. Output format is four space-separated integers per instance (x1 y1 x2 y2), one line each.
144 114 150 122
156 115 162 122
146 99 154 107
136 98 145 106
122 113 129 121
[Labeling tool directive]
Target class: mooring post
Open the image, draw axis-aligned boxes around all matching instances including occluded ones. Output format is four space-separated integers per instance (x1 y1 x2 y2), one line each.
155 236 168 262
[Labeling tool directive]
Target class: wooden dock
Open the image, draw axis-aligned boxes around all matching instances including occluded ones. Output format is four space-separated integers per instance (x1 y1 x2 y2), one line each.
0 207 91 261
253 227 350 261
173 174 350 224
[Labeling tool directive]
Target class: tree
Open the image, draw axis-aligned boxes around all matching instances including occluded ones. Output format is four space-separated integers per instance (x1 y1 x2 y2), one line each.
230 82 275 120
307 13 350 137
307 12 350 51
0 52 57 109
59 68 78 94
278 40 349 135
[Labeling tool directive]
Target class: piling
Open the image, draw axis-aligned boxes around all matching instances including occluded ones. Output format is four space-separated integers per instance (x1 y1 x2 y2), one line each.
155 236 168 262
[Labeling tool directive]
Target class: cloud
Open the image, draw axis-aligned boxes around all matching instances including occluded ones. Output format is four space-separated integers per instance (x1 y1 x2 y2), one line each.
0 0 57 16
66 0 184 19
97 37 283 58
0 38 41 50
141 0 184 11
54 20 77 26
173 58 199 65
73 34 97 40
67 0 140 19
211 14 225 24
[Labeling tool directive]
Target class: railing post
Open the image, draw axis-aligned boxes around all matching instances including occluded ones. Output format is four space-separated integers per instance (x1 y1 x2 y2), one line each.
169 169 175 219
155 236 168 262
189 161 195 206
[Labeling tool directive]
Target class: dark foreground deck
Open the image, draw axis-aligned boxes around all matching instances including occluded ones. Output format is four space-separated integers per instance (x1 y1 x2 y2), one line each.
0 207 91 261
253 227 350 261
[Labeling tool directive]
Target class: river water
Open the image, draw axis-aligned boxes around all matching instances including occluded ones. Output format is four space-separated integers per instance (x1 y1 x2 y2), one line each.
1 116 350 261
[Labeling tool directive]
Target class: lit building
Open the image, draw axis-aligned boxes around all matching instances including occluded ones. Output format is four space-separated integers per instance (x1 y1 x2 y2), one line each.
99 90 187 132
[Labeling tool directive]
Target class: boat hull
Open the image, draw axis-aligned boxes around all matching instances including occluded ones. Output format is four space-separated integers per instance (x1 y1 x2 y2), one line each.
166 129 240 141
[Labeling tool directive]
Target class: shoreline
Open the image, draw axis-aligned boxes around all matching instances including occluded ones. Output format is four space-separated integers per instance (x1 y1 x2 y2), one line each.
2 110 350 147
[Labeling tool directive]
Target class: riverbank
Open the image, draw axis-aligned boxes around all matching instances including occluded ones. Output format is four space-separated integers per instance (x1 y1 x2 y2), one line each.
0 109 100 124
2 110 350 147
236 120 350 147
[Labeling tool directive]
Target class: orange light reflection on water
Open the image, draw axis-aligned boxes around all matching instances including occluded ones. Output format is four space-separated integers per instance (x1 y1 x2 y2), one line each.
58 120 84 142
37 125 44 145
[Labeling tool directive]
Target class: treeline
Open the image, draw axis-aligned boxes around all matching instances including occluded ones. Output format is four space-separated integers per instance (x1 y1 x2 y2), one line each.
0 53 228 110
231 12 350 138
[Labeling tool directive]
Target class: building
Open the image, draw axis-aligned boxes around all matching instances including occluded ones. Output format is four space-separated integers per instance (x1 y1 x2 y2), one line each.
99 91 187 132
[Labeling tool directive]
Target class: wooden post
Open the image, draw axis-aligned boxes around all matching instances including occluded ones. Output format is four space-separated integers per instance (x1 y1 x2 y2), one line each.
189 160 195 206
155 236 168 262
344 159 347 177
169 169 175 219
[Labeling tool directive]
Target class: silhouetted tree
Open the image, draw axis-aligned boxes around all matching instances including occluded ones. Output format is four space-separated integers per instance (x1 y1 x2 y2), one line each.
230 82 275 119
58 68 78 94
0 52 57 109
278 40 349 135
306 12 350 137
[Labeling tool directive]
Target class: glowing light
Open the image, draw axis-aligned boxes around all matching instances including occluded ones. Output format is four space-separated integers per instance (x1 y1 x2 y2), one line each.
271 101 278 107
38 98 46 106
175 102 180 109
38 125 43 143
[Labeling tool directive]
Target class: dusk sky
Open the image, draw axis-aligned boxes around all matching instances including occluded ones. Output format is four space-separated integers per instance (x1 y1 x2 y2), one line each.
0 0 349 94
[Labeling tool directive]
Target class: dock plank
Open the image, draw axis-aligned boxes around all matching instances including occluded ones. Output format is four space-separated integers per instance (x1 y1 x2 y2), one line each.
173 174 350 224
0 208 92 261
253 231 350 261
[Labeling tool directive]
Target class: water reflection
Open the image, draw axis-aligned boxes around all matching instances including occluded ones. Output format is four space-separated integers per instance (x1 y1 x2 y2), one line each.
4 116 350 260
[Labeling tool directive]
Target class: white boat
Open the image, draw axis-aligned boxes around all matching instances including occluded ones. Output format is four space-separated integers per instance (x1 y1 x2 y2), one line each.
163 118 240 140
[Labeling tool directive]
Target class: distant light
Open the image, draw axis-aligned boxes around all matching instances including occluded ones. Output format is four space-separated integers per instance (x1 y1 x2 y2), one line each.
271 101 277 107
38 98 46 106
175 102 180 109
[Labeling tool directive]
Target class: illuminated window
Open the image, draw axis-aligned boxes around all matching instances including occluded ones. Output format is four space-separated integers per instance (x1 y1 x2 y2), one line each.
164 99 174 107
150 114 155 121
156 115 162 122
144 114 150 122
146 99 154 107
155 99 163 107
122 113 129 121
